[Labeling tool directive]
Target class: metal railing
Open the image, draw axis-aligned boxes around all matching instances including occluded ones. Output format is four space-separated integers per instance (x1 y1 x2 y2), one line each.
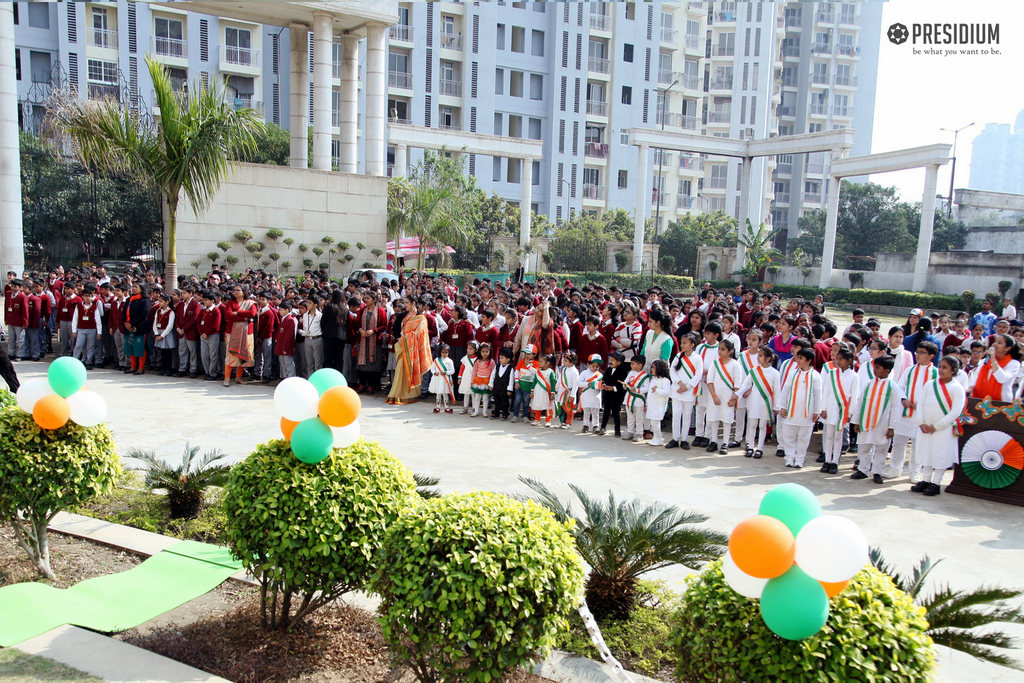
837 45 858 57
782 45 800 58
586 99 608 117
833 105 850 117
438 122 462 131
658 68 679 85
389 24 412 42
806 161 824 174
656 111 683 128
221 44 260 67
711 76 733 90
660 27 679 43
713 44 735 57
687 2 704 11
152 36 187 58
811 73 829 85
439 78 463 97
590 13 611 31
785 15 801 28
582 184 605 200
682 114 697 129
332 109 340 127
816 11 834 23
776 162 793 174
804 192 823 204
88 28 118 49
652 190 671 206
777 105 796 117
810 104 826 115
653 150 673 165
707 177 728 189
835 75 857 87
231 97 264 116
774 192 790 204
707 110 731 123
88 82 120 101
716 11 736 22
680 154 704 170
441 33 463 51
678 195 694 208
388 70 413 89
588 56 610 74
685 34 703 51
585 142 609 158
681 73 700 90
839 12 858 25
811 42 832 54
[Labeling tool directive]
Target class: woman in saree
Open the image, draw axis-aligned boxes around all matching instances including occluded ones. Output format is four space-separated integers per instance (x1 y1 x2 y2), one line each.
387 295 432 405
222 283 258 386
356 290 388 394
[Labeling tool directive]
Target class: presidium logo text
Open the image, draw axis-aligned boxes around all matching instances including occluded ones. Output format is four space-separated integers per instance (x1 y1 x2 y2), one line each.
887 22 1001 55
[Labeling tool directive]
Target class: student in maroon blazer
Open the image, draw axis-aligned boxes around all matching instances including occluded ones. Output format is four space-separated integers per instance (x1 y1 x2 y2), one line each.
25 286 42 361
174 288 202 377
275 300 299 378
4 279 28 360
197 291 223 380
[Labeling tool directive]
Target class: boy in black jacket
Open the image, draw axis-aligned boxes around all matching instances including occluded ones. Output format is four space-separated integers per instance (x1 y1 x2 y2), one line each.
596 351 630 436
491 347 515 420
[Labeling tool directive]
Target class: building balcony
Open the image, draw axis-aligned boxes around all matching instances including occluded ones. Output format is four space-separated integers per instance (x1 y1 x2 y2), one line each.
707 110 731 123
220 44 260 68
658 69 680 85
653 150 674 166
87 28 118 50
586 99 608 117
588 56 610 74
656 111 683 128
776 162 793 175
388 70 413 90
816 11 834 24
811 42 832 55
804 192 823 204
710 76 733 91
684 34 704 53
682 114 697 130
590 13 611 32
652 190 671 207
782 45 800 59
687 2 704 12
712 44 735 57
332 109 340 127
152 36 187 59
585 142 609 158
660 27 679 44
438 121 462 131
837 45 859 58
782 75 798 88
681 73 700 90
439 78 463 97
811 74 829 85
839 12 858 26
707 177 728 189
833 105 851 117
806 161 824 174
231 97 264 116
809 104 826 115
441 32 463 51
680 154 704 171
678 194 694 208
778 105 796 117
775 192 790 204
716 10 736 23
389 23 412 42
835 75 857 88
88 82 120 101
785 15 801 28
582 184 605 200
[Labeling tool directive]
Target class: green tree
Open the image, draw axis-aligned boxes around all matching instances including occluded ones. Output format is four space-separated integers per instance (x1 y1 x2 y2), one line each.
736 219 782 281
230 122 290 166
50 57 264 284
547 214 611 272
655 211 737 276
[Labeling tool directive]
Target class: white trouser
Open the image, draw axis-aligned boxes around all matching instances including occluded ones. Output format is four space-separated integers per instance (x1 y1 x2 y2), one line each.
671 398 694 441
471 393 490 415
889 434 919 477
582 407 600 428
626 403 646 436
733 405 746 444
649 419 664 445
782 423 813 465
434 392 450 409
921 465 947 486
745 417 768 452
776 415 788 452
857 439 891 475
823 424 845 464
695 403 709 438
706 420 731 446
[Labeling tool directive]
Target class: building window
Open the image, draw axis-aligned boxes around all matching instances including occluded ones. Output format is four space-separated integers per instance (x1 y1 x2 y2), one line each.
494 68 504 95
625 3 635 20
623 43 634 62
14 49 20 81
533 161 541 185
508 115 522 138
224 27 253 65
496 24 505 50
621 86 631 104
507 158 521 183
87 59 117 84
528 117 542 140
154 17 185 57
493 157 502 182
529 73 543 100
618 169 628 189
511 26 525 53
531 29 545 56
27 2 49 29
510 70 523 97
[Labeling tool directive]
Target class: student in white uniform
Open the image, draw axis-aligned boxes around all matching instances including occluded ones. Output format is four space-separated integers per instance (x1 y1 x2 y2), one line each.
692 322 722 448
819 345 859 474
737 344 780 459
704 339 743 455
576 353 604 432
667 331 703 450
912 355 967 496
733 329 762 450
774 337 812 461
645 359 672 446
888 342 939 483
850 353 904 484
778 348 822 468
622 355 651 443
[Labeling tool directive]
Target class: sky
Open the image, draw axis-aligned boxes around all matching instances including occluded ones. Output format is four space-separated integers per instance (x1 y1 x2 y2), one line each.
869 0 1024 203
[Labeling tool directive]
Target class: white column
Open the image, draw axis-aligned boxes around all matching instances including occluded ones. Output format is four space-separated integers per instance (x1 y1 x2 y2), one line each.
735 157 753 278
395 143 407 178
339 34 359 173
520 159 533 250
913 164 941 292
364 23 387 176
818 174 842 289
311 13 333 171
289 22 309 169
0 4 22 276
633 143 649 273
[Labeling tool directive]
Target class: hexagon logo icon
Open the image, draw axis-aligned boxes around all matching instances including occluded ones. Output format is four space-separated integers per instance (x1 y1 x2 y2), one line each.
887 23 910 45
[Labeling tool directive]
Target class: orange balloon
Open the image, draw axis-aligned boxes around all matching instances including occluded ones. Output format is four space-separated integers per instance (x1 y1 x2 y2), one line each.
281 417 300 439
34 394 70 430
318 386 361 427
820 580 849 598
728 515 795 579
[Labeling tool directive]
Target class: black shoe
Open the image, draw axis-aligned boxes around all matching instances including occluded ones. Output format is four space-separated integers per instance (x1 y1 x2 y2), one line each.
744 448 754 458
613 431 621 437
85 364 94 370
851 470 868 480
123 367 134 373
729 441 742 449
753 450 763 459
204 374 217 381
816 454 826 463
818 448 825 456
665 439 679 449
910 481 929 493
841 446 849 455
873 474 884 484
582 426 589 433
718 445 728 455
848 444 859 453
828 463 839 474
852 459 861 470
190 372 199 379
680 440 691 450
692 437 704 447
706 442 718 452
922 483 941 496
776 448 786 458
820 463 830 473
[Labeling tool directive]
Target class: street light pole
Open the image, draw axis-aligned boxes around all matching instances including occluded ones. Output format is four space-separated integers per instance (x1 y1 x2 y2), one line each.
560 177 572 225
651 78 679 284
939 122 975 218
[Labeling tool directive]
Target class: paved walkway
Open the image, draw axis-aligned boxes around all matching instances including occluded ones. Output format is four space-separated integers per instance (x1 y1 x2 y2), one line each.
13 364 1024 682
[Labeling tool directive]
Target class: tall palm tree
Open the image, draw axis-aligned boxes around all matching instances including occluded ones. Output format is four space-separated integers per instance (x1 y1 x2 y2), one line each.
49 56 264 285
870 548 1024 670
521 477 726 621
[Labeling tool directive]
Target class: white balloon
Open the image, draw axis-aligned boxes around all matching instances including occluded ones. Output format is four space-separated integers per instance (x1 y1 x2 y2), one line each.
16 379 55 414
331 420 360 450
794 515 869 584
66 390 108 427
722 550 768 599
274 377 320 422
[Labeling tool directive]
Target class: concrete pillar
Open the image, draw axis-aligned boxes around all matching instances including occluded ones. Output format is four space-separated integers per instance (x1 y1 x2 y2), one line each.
395 143 407 178
519 159 533 252
339 34 359 174
735 157 753 278
633 143 649 273
0 4 23 276
364 23 387 176
311 13 333 171
289 22 309 168
913 164 941 292
818 174 842 289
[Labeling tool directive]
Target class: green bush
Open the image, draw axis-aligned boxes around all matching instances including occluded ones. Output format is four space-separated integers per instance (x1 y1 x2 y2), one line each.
672 562 936 683
0 406 120 579
224 438 417 630
0 389 14 409
373 491 585 683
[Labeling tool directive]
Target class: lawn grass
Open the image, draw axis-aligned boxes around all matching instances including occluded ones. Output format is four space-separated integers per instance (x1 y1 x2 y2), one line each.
0 649 104 683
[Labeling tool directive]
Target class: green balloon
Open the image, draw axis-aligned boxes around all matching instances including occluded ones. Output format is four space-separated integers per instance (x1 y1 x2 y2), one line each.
290 418 334 464
48 357 88 398
760 566 829 641
308 368 347 396
759 483 821 536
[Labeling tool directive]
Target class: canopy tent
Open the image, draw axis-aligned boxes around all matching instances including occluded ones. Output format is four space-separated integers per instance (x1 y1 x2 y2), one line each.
386 237 456 258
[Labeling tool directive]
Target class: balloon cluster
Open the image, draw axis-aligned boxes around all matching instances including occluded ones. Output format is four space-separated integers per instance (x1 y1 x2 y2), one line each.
723 483 868 641
16 357 108 430
273 368 361 464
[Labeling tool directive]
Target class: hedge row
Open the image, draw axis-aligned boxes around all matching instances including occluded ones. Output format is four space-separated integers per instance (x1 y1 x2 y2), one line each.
698 280 983 313
430 269 695 294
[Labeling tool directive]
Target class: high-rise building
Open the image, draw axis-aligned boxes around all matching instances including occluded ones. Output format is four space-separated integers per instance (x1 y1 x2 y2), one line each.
969 112 1024 196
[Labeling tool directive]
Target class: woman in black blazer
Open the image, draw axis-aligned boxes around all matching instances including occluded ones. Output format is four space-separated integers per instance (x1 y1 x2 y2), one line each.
124 282 153 375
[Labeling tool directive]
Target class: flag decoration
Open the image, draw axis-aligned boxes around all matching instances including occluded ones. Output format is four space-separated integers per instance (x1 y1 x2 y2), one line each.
960 430 1024 490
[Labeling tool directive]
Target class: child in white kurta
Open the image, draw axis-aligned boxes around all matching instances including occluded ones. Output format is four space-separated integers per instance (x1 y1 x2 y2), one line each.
645 359 672 446
623 357 651 443
912 357 967 495
850 354 904 482
705 341 743 455
890 349 939 482
577 354 604 432
427 346 456 413
778 350 822 468
555 353 581 429
733 332 761 449
530 356 557 426
668 333 703 449
737 345 779 459
819 347 859 473
693 327 721 446
457 342 479 414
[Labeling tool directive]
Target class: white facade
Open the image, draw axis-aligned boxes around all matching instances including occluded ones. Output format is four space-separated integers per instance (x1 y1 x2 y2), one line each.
969 112 1024 196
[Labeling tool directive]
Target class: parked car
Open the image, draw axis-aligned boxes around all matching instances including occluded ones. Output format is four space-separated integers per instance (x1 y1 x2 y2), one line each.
98 260 143 274
348 268 399 285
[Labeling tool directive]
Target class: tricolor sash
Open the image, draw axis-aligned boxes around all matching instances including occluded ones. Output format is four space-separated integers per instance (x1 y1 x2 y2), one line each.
903 364 938 417
828 368 852 431
858 378 893 432
713 359 736 392
430 358 455 400
751 366 775 414
579 370 603 392
788 369 814 419
696 343 719 397
556 368 579 418
625 372 650 411
677 353 698 397
535 368 555 396
739 350 756 375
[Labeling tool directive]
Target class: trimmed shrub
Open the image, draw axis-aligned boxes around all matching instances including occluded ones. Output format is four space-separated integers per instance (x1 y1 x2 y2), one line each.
0 389 15 408
224 438 417 631
373 491 585 683
672 562 936 683
0 406 120 578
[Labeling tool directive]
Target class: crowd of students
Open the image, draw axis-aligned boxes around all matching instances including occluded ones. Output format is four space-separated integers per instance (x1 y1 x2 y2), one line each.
4 265 1022 496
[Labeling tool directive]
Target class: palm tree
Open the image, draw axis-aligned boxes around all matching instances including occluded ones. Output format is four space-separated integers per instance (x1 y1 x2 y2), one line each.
870 548 1024 669
521 477 726 621
125 443 233 520
49 56 264 285
735 219 782 282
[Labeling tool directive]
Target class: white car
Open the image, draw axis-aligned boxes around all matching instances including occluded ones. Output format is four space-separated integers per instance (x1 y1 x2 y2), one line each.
348 268 399 285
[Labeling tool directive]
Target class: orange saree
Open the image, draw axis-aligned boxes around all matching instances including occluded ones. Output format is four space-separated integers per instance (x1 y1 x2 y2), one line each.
386 313 432 405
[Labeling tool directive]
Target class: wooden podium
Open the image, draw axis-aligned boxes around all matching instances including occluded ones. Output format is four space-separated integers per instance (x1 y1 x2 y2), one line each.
946 398 1024 507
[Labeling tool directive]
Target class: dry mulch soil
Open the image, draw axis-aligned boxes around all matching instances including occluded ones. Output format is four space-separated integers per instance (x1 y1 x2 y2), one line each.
0 525 142 589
